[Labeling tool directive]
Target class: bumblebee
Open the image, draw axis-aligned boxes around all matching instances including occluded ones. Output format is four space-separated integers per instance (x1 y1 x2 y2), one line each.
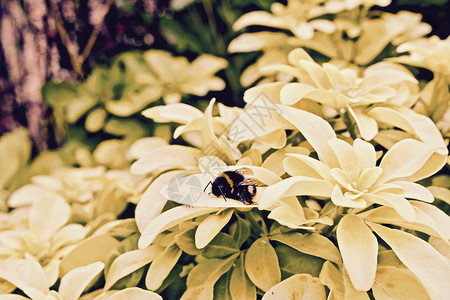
204 167 266 205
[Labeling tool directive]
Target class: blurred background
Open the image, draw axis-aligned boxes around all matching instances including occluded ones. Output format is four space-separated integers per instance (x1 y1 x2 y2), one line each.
1 0 449 156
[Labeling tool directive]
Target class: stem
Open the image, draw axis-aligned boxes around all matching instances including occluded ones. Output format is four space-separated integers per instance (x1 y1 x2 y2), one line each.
341 108 357 139
246 210 268 237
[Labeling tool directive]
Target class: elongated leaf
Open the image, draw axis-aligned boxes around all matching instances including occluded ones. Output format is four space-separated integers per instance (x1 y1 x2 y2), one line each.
319 261 345 300
135 170 184 233
108 287 162 300
181 253 239 300
262 147 310 176
202 232 239 259
372 266 430 300
368 106 446 149
259 176 334 210
360 206 449 242
337 215 378 291
378 139 436 183
0 258 48 299
368 222 450 300
245 237 281 292
270 232 341 265
130 145 201 175
104 245 163 291
59 262 104 300
231 214 251 248
60 234 120 276
275 244 324 278
138 206 219 249
214 271 232 300
230 254 255 300
195 209 234 249
175 229 202 256
276 105 337 167
146 243 182 291
29 192 71 242
262 274 326 300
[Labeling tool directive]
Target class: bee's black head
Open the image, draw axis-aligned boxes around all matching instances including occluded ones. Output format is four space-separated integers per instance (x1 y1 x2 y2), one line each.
211 177 230 197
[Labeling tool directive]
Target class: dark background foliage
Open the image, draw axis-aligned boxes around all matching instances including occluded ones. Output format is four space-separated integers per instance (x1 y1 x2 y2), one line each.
1 0 449 155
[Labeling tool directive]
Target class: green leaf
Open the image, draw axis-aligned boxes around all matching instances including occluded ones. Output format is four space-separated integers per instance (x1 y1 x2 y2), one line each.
195 209 234 249
270 232 341 265
231 214 251 248
368 222 450 300
245 237 281 292
0 128 31 190
146 243 182 291
202 232 239 259
262 274 326 300
181 253 239 300
175 229 203 256
275 244 324 279
337 214 378 292
213 271 232 300
230 254 256 300
104 245 163 291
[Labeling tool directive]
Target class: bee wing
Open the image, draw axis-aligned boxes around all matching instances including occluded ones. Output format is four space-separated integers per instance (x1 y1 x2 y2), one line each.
238 178 267 187
235 167 254 177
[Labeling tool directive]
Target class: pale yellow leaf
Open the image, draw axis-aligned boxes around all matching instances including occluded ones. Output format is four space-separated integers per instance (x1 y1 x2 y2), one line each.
262 147 310 176
233 11 285 31
125 137 168 160
262 274 326 300
146 243 182 291
319 261 345 300
368 222 450 300
108 287 162 300
0 258 48 299
279 83 316 105
104 246 163 291
138 206 219 249
337 214 378 291
60 234 120 276
378 139 436 183
362 193 416 222
85 108 107 132
276 105 338 167
283 153 330 180
359 205 448 242
59 262 104 300
195 209 234 249
259 176 334 210
331 185 367 208
348 108 378 141
245 237 280 292
130 145 201 175
372 266 430 300
328 139 360 182
135 171 185 233
29 193 71 242
428 186 450 205
142 104 203 124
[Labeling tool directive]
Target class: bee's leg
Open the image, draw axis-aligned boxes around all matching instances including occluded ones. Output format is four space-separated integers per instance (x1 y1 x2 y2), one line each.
218 186 227 202
237 185 255 205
